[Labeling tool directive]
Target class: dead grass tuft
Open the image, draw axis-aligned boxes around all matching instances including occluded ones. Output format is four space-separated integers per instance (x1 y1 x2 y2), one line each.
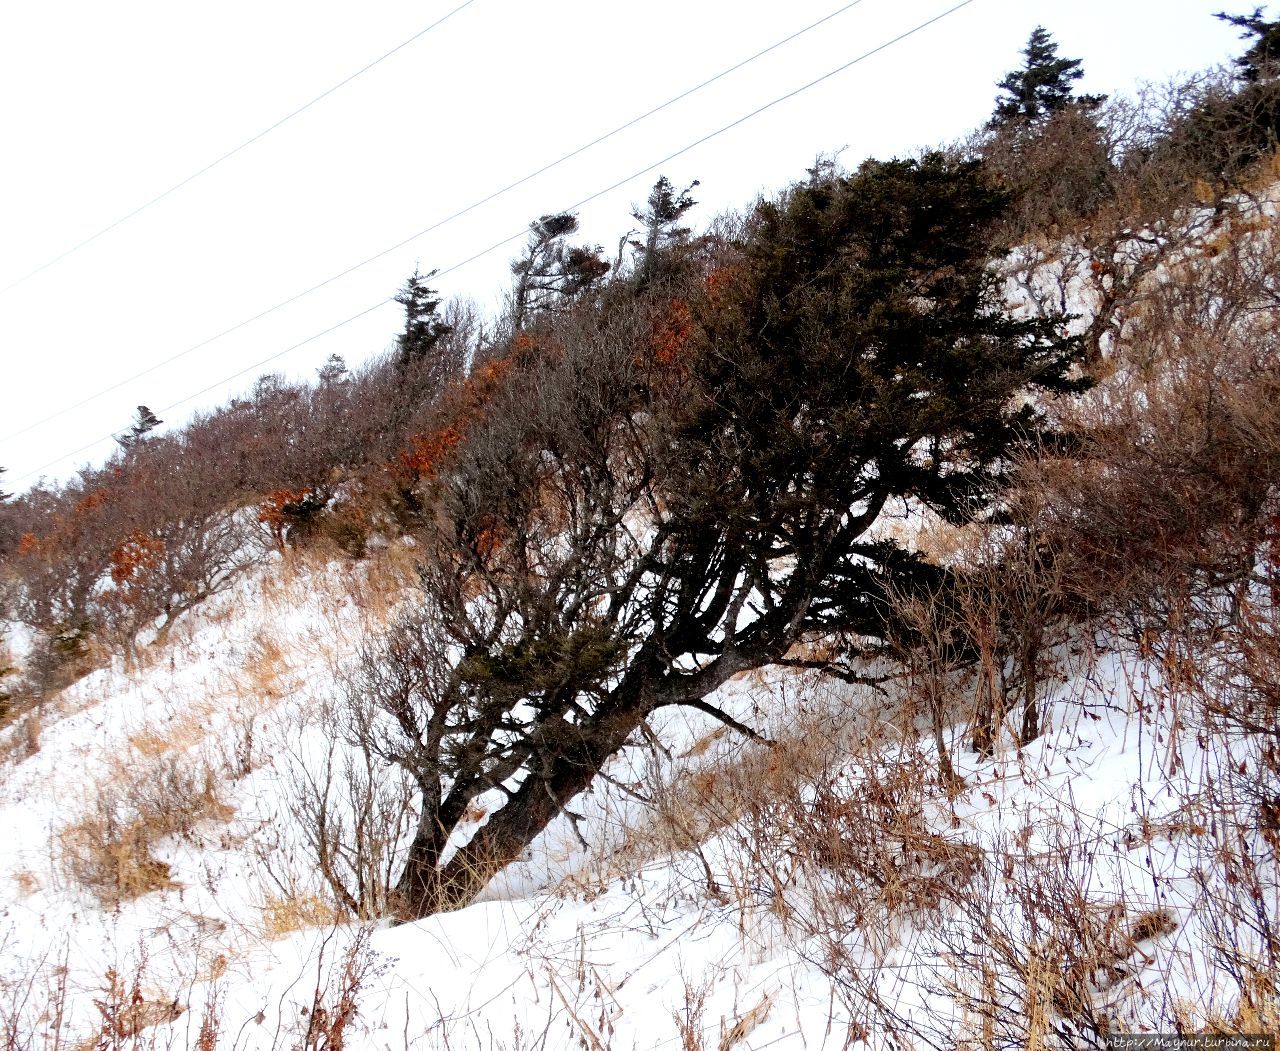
58 751 233 905
125 708 213 759
0 710 42 767
260 893 341 939
242 630 293 701
10 870 38 897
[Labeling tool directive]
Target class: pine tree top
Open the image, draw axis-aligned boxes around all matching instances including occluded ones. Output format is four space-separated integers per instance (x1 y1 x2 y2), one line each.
1217 8 1280 81
989 26 1104 128
394 269 452 369
115 406 163 450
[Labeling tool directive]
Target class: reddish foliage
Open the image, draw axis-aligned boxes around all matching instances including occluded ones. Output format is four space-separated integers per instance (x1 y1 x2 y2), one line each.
258 487 316 550
473 514 506 560
74 489 111 516
652 298 694 368
109 532 166 594
474 358 511 387
388 352 521 497
704 263 744 307
396 428 463 486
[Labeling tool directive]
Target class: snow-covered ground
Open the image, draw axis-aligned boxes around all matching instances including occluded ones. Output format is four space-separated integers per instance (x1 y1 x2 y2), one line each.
0 538 1273 1049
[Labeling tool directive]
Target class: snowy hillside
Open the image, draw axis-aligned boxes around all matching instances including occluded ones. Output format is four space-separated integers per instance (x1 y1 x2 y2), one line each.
0 535 1274 1047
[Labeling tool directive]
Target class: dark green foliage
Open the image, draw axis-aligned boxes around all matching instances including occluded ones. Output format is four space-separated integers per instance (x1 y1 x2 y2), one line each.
342 152 1088 921
317 353 348 384
989 27 1104 129
508 214 610 333
394 269 453 370
1153 68 1280 187
1135 10 1280 191
1188 9 1280 173
115 406 163 450
1218 8 1280 81
277 489 329 548
663 153 1087 631
628 176 698 289
981 28 1112 235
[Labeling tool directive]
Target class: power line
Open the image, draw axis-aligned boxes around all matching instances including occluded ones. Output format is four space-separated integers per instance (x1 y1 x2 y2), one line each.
0 0 481 300
0 0 871 448
8 0 980 488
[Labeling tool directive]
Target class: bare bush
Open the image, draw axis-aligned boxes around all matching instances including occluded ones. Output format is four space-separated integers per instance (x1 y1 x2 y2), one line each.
0 936 72 1050
1024 212 1280 633
287 732 418 921
292 927 380 1051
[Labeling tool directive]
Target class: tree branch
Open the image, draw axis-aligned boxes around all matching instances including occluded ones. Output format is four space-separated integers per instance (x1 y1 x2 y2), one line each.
654 697 775 745
774 656 891 690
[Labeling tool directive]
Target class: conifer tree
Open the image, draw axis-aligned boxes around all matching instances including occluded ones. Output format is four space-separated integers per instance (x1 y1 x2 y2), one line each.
115 406 162 450
627 176 698 288
1165 8 1280 181
342 153 1088 921
1217 8 1280 81
316 353 348 384
394 269 453 370
988 27 1104 128
508 214 609 332
0 467 9 502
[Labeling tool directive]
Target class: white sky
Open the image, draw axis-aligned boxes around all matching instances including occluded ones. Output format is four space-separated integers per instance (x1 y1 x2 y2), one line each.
0 0 1245 491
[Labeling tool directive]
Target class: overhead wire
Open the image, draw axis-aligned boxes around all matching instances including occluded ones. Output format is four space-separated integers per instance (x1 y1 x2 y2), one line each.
0 0 481 299
8 0 980 488
0 0 870 447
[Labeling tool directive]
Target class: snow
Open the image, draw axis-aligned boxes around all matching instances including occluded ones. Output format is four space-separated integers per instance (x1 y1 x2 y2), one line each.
0 545 1270 1048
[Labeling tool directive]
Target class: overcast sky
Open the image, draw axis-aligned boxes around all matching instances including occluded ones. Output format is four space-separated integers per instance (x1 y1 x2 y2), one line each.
0 0 1246 491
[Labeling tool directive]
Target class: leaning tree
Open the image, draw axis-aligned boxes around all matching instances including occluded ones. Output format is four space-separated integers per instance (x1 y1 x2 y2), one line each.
333 153 1087 921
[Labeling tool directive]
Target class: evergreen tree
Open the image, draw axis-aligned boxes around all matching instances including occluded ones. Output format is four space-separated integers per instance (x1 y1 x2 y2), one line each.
316 353 348 384
989 27 1104 128
627 176 698 288
0 466 9 502
344 153 1088 921
115 406 162 450
394 269 453 370
1217 8 1280 81
1163 8 1280 182
508 214 609 332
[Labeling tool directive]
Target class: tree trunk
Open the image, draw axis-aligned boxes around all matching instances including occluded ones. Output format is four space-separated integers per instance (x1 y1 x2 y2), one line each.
931 692 962 796
392 603 794 922
391 806 448 921
397 703 649 921
1019 635 1041 746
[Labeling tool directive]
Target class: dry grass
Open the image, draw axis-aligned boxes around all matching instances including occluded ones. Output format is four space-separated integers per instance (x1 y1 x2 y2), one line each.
0 710 42 767
1174 969 1280 1037
567 712 831 892
336 537 421 625
10 870 38 897
241 630 294 702
259 892 341 939
126 699 217 759
569 679 984 955
60 813 180 904
58 750 233 906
